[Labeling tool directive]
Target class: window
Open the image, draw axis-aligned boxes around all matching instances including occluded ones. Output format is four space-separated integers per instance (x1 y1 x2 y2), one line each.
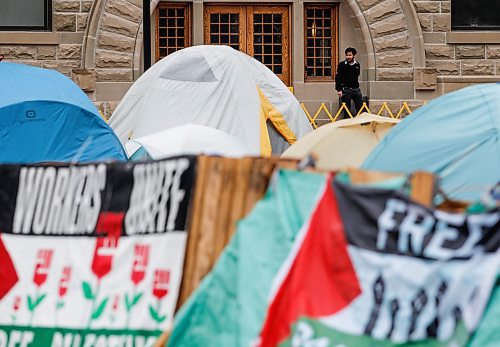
204 5 291 85
452 0 500 30
0 0 51 31
251 11 285 76
304 4 339 81
207 9 242 50
155 3 191 60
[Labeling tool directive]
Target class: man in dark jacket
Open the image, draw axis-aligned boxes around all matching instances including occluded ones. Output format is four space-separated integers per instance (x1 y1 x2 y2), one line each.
335 47 362 118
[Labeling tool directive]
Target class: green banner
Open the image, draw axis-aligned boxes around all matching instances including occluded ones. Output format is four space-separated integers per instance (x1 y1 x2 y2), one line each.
0 326 162 347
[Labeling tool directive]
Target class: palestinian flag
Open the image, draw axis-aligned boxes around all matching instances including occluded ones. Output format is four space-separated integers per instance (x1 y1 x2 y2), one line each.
168 170 500 347
257 175 499 347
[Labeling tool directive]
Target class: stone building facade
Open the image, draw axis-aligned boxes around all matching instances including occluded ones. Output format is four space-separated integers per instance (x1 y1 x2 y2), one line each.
1 0 499 118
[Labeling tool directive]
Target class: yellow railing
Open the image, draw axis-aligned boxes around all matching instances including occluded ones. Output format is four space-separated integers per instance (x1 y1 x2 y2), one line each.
287 86 415 128
300 101 414 129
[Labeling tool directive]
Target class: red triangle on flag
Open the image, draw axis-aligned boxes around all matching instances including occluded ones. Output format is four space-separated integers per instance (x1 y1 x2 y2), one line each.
258 177 362 346
0 234 19 300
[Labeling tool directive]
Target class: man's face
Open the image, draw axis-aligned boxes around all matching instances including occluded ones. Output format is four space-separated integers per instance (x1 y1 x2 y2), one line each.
345 52 354 62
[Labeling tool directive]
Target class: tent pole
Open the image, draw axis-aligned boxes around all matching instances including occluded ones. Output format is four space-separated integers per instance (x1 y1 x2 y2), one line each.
143 0 151 71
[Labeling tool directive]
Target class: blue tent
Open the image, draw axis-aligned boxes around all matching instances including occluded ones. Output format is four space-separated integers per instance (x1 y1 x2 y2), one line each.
0 62 126 163
362 83 500 202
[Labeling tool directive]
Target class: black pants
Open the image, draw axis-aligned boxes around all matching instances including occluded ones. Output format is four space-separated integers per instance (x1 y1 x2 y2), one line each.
341 88 363 118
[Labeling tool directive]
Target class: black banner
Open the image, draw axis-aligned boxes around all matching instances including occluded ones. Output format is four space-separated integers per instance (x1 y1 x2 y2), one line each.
333 180 500 260
0 156 196 236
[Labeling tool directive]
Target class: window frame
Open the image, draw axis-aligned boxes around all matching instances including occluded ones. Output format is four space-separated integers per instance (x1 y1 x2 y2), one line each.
0 0 51 31
451 0 500 31
247 5 290 85
155 2 192 61
303 3 339 82
203 4 291 85
204 5 247 51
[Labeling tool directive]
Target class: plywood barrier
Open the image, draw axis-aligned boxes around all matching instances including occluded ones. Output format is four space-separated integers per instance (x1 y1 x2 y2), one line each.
176 156 298 309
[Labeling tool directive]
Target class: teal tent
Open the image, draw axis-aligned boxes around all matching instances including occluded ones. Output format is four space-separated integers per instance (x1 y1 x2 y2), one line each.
362 83 500 202
0 62 126 163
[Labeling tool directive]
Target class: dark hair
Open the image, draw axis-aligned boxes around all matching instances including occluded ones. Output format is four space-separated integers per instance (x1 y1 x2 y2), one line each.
345 47 357 55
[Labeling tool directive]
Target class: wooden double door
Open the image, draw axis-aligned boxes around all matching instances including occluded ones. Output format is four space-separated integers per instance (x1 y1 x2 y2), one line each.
204 4 290 85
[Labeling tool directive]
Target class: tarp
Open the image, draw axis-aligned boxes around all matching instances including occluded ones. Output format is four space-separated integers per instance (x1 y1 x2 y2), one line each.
282 113 399 170
169 169 500 347
108 45 312 156
126 124 257 160
0 157 196 344
0 62 126 163
362 84 500 202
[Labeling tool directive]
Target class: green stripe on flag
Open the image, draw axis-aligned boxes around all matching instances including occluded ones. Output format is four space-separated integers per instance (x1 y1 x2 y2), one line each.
280 317 469 347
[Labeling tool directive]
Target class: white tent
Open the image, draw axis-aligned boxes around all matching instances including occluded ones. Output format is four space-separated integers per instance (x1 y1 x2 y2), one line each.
282 113 400 170
126 124 257 160
109 45 312 156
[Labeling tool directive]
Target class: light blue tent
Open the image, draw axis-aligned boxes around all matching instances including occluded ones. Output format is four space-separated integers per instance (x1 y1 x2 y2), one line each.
0 62 126 163
363 83 500 202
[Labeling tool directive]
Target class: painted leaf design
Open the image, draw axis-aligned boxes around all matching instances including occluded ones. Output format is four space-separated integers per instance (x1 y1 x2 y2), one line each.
82 281 94 300
125 293 131 311
157 313 167 323
91 297 109 320
27 296 35 311
148 304 167 323
34 293 47 309
149 304 160 322
132 292 143 306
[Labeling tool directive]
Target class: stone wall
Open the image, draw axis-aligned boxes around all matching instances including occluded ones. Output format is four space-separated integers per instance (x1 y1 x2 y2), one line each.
352 0 423 113
0 1 119 115
0 1 92 74
414 0 500 98
86 0 143 117
416 0 500 77
0 0 137 118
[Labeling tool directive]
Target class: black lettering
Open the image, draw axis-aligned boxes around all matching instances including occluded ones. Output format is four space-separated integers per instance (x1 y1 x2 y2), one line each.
426 281 448 337
386 298 400 339
364 274 385 336
408 289 428 339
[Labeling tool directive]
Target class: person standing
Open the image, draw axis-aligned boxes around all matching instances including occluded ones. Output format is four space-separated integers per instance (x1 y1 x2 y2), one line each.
335 47 362 118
